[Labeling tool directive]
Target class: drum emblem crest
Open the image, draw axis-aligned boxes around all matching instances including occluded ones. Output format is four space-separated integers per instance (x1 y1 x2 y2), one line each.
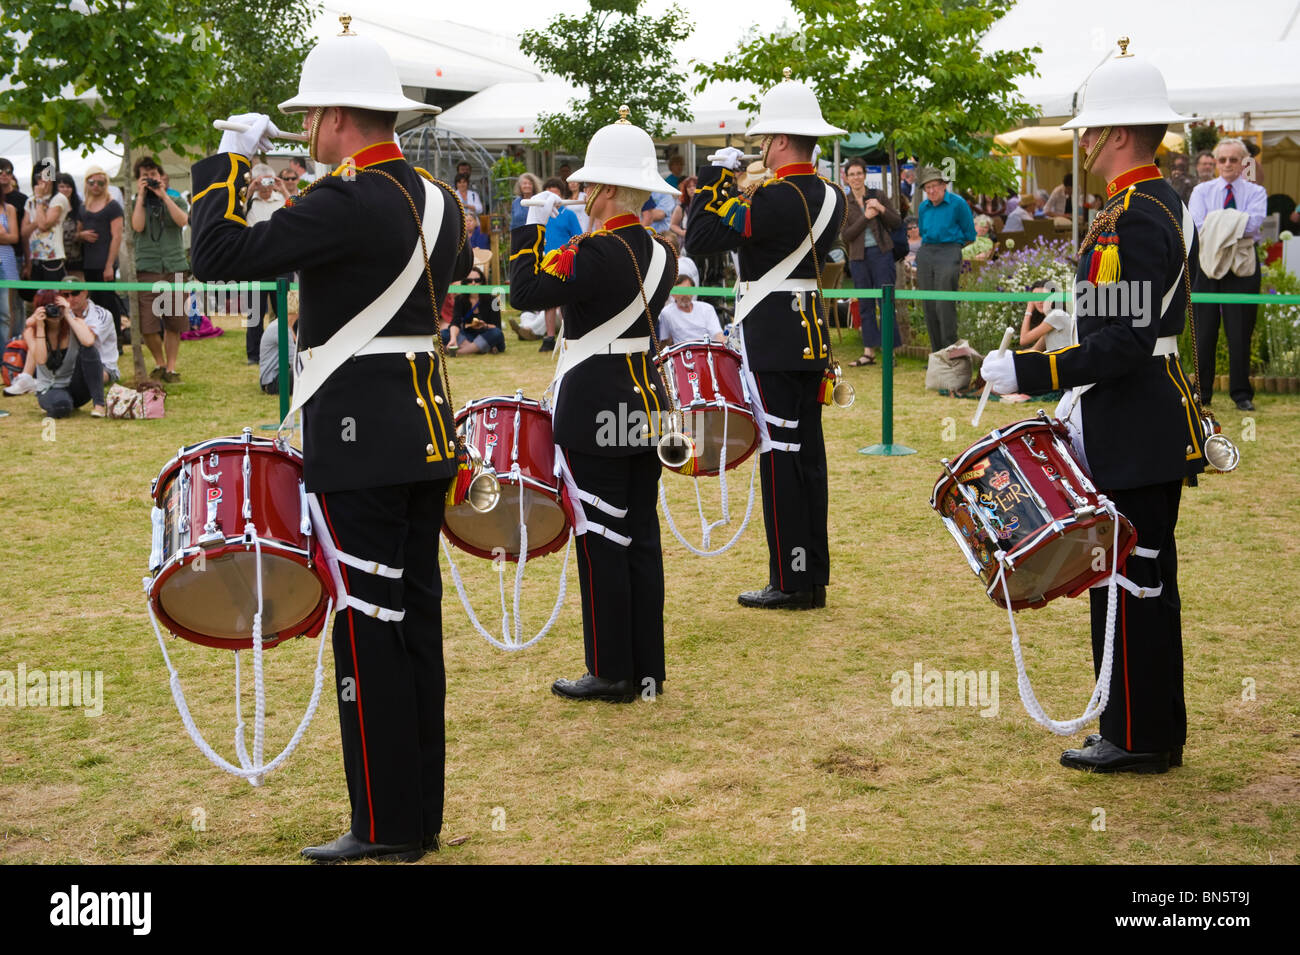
990 470 1011 491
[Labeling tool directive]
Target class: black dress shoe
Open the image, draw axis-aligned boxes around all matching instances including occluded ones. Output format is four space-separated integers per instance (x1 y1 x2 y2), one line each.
1084 733 1181 766
301 831 425 863
1236 398 1255 411
737 584 822 610
551 673 637 703
539 336 556 353
1061 738 1169 774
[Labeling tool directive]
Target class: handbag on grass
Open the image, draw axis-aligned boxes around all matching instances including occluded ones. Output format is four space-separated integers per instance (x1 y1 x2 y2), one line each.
106 381 167 419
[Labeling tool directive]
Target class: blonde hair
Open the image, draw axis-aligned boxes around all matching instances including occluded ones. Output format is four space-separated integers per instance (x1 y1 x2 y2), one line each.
606 184 651 216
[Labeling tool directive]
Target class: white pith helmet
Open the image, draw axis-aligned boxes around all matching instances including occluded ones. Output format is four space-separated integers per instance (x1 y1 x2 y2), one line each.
746 68 847 138
279 13 439 115
1061 37 1187 130
568 106 680 195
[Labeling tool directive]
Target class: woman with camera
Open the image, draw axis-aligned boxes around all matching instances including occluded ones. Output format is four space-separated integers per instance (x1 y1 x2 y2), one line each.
21 160 70 290
22 288 106 418
450 266 504 355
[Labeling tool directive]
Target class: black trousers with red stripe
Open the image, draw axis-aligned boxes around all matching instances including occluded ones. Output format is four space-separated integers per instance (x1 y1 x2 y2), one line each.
317 477 450 847
564 449 665 684
1089 480 1186 753
753 369 830 593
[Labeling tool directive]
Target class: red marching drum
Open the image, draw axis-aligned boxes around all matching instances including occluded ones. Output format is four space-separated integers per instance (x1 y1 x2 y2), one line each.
443 394 574 561
147 430 332 649
654 340 758 476
931 411 1136 610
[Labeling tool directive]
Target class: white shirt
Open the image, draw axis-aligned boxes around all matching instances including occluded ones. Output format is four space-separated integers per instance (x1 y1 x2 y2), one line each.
657 299 722 344
1189 176 1266 238
459 188 484 216
81 300 118 369
1039 308 1073 354
246 191 285 227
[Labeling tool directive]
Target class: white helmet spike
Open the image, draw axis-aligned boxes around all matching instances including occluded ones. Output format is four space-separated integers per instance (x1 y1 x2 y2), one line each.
1062 37 1188 131
568 105 680 195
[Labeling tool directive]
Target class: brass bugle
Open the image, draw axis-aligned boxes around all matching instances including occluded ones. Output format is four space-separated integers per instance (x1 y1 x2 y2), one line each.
1201 416 1240 473
464 444 501 512
831 363 855 408
212 119 309 143
657 411 696 469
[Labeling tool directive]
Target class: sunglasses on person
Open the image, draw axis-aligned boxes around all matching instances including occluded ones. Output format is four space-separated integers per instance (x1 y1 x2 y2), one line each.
1217 156 1242 164
280 173 299 181
87 178 107 186
465 276 484 284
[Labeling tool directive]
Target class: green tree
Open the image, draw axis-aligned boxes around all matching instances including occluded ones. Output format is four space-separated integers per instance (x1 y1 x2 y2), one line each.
694 0 1039 198
519 0 694 156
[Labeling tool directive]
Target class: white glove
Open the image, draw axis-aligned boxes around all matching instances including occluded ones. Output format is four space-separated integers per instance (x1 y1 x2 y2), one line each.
980 351 1019 394
218 112 282 157
710 147 745 171
525 191 561 226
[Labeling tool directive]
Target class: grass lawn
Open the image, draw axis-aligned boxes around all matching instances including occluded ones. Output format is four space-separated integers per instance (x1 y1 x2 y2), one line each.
2 313 1296 864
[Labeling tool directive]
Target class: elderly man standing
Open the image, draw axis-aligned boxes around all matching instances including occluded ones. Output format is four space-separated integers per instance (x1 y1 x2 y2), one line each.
1188 137 1267 411
915 166 974 351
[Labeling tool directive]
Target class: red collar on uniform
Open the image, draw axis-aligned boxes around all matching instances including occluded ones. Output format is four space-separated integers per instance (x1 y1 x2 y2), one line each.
775 162 815 178
349 141 404 170
603 212 640 231
1106 163 1161 197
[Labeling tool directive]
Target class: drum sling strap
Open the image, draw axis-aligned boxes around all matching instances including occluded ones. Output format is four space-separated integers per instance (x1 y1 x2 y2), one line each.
550 241 667 546
732 181 837 453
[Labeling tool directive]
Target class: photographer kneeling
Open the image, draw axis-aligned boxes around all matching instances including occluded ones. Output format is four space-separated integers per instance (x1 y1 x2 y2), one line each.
25 288 107 418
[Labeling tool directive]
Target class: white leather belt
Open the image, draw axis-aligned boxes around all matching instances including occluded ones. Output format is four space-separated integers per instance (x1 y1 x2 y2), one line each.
1152 336 1178 358
353 334 442 357
576 337 649 356
738 277 817 298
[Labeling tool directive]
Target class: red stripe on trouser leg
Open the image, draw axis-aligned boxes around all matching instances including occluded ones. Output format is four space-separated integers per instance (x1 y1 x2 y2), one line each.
1121 589 1132 752
754 376 784 591
580 532 599 675
319 493 377 843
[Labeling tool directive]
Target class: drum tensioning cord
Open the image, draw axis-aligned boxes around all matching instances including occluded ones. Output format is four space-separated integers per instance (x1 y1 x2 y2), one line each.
993 497 1120 735
658 400 757 557
441 463 573 652
146 523 331 784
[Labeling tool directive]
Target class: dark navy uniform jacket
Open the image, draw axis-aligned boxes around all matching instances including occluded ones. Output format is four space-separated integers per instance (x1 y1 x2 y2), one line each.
509 212 677 455
1012 168 1206 490
189 141 472 493
685 162 846 372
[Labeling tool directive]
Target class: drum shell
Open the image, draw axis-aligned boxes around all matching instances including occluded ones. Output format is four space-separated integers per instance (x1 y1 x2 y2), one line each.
148 436 330 650
443 396 574 561
931 416 1137 610
655 340 758 476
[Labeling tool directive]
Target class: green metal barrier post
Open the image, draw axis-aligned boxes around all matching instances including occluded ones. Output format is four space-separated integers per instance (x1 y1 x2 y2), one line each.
860 284 916 457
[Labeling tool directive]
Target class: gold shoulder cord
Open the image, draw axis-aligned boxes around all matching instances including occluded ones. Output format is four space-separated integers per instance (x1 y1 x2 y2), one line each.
359 167 467 456
774 179 836 367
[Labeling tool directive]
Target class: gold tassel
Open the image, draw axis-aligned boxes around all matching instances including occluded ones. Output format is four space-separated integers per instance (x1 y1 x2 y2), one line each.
1095 240 1121 285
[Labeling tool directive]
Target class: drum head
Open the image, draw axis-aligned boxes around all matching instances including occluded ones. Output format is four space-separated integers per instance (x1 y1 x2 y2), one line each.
444 482 569 561
156 548 326 646
676 405 758 476
999 516 1121 607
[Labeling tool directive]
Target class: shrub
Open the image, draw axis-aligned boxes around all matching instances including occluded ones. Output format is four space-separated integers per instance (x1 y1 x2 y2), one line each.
957 236 1078 354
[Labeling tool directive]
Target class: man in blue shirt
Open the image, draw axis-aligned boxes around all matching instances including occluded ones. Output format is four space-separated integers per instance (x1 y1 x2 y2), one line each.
915 165 975 351
641 190 675 235
537 176 584 351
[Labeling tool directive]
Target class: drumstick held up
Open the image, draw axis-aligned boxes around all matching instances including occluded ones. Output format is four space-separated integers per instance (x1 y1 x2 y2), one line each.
520 196 587 207
212 119 309 143
971 327 1016 428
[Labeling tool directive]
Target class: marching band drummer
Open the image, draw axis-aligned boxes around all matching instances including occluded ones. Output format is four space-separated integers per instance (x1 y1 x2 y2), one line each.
685 70 846 611
981 39 1205 775
509 108 679 703
190 18 470 861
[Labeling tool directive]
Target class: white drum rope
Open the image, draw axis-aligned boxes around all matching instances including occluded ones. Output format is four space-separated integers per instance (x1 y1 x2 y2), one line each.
442 523 572 652
997 499 1119 736
660 455 757 558
147 527 330 784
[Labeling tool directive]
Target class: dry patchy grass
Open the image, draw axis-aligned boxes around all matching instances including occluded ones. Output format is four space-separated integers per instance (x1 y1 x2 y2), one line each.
1 314 1296 864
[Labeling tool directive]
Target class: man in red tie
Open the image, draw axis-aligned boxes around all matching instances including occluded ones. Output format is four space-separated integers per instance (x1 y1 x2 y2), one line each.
1187 137 1267 411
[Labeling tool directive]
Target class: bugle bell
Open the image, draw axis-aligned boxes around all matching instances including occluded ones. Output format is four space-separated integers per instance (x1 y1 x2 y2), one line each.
464 444 502 512
1201 415 1240 473
656 410 696 469
831 363 855 408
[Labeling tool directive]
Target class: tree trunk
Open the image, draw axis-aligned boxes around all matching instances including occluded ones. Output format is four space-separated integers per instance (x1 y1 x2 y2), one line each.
117 129 148 384
888 141 900 212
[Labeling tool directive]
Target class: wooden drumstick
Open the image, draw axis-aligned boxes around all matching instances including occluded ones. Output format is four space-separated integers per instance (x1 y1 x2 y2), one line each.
971 327 1016 428
212 119 309 143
